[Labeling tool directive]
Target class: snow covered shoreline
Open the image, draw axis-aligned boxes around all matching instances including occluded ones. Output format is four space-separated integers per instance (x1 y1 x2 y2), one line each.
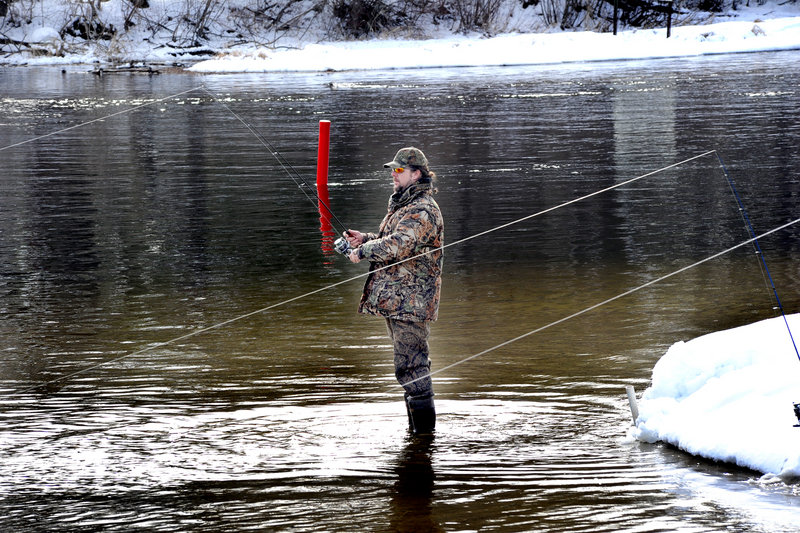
188 15 800 73
2 1 799 71
629 314 800 480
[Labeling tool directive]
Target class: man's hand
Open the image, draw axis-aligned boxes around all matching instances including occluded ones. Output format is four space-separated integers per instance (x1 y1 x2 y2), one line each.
345 230 364 249
348 249 361 264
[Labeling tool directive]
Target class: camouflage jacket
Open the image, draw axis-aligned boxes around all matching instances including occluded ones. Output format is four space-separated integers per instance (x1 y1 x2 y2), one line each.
357 180 444 322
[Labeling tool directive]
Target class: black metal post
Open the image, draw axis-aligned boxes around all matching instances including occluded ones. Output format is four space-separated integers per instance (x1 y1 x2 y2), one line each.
667 1 673 38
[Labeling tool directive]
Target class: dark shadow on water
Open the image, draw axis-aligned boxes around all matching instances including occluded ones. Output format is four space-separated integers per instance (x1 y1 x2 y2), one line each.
388 435 443 533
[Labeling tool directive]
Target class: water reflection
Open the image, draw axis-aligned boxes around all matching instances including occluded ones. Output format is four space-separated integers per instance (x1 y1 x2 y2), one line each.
1 52 800 531
390 438 439 533
318 179 337 260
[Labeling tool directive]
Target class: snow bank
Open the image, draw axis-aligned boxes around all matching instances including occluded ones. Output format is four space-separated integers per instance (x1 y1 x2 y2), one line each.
188 16 800 73
631 314 800 480
3 0 799 68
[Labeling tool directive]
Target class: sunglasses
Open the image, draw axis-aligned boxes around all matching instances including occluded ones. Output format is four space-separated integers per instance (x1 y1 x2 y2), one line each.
392 166 407 173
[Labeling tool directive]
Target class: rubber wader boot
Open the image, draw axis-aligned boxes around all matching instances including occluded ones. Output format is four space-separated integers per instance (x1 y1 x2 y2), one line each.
406 394 436 435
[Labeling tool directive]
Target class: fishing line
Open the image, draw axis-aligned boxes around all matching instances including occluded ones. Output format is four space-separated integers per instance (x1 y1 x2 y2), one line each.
1 82 346 233
0 86 204 152
715 152 800 362
199 86 350 235
5 151 718 397
7 219 800 452
398 216 800 391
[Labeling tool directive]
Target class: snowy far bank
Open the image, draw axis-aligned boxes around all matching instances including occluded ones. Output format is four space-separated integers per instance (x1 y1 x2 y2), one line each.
1 0 799 69
629 314 800 481
189 15 800 72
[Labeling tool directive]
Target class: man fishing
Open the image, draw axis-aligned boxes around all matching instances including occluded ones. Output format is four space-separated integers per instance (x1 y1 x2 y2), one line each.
344 147 444 436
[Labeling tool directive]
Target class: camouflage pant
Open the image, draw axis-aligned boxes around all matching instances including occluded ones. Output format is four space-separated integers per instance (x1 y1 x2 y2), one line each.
385 318 433 397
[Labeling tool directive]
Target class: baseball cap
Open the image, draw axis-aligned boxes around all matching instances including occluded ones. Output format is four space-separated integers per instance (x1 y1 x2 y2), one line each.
384 147 429 172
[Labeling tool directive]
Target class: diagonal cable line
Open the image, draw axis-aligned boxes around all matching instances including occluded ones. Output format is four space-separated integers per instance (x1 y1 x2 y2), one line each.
398 216 800 390
0 86 204 152
4 151 724 396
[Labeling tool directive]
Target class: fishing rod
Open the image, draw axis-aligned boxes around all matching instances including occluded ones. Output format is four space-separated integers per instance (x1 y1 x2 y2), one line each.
199 87 354 254
715 152 800 427
716 152 799 361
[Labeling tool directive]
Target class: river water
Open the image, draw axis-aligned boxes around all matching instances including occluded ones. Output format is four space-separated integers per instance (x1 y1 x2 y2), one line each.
1 51 800 531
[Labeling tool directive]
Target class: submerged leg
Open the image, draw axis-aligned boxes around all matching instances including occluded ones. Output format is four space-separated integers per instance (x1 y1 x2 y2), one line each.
386 318 435 433
406 393 436 435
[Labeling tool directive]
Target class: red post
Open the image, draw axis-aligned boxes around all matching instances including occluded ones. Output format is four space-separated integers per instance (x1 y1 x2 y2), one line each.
316 120 334 257
316 120 331 191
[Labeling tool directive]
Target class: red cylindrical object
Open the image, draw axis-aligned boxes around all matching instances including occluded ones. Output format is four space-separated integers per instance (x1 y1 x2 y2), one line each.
316 120 334 257
316 120 330 191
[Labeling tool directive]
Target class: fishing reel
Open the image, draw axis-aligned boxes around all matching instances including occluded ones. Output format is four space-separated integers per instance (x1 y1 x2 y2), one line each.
793 402 800 428
334 237 352 256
